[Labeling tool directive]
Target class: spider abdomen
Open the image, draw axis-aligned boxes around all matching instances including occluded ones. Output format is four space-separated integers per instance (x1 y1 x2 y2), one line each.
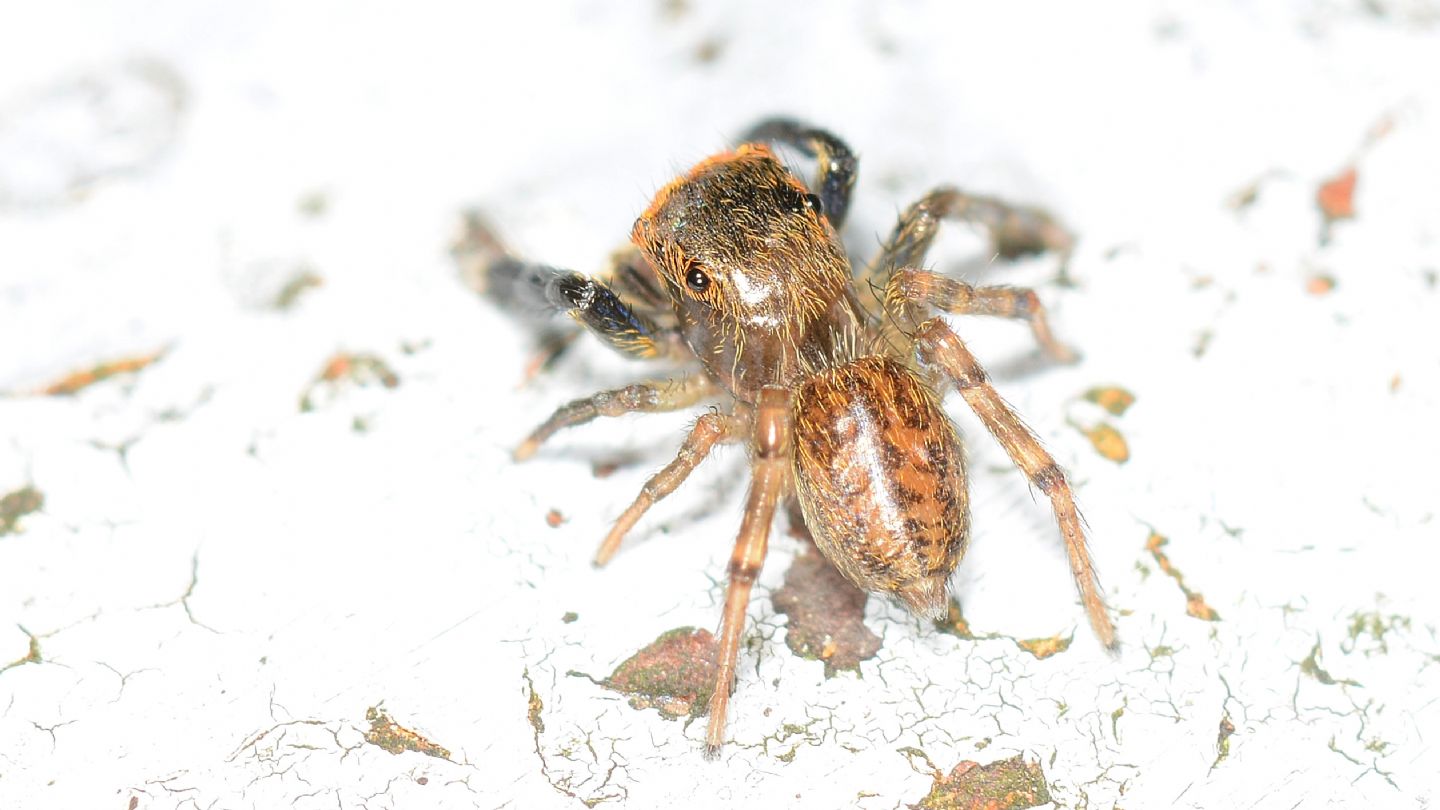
791 356 969 619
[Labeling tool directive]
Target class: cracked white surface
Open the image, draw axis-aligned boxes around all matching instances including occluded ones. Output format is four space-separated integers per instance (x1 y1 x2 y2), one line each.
2 2 1439 808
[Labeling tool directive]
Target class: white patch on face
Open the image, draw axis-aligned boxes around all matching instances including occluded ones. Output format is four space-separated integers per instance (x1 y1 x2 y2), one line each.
729 268 782 328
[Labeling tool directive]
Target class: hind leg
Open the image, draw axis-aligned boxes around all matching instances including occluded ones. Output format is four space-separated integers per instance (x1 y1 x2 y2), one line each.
910 317 1115 649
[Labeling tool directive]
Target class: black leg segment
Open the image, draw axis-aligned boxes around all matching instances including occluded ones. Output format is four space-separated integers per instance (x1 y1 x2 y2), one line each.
740 117 858 230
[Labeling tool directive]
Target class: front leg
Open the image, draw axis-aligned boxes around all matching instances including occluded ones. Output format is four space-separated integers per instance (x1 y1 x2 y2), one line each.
454 212 680 361
912 318 1115 649
740 118 858 230
595 411 744 565
542 271 676 360
705 387 791 756
513 375 718 461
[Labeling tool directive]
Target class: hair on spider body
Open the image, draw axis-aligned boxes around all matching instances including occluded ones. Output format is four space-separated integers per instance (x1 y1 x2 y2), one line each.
466 117 1113 755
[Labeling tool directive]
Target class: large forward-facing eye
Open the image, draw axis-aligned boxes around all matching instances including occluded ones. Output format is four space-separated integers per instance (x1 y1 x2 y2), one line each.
685 262 712 293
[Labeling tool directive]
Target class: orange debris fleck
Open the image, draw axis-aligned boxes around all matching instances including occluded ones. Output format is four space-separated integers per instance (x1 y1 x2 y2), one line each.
1083 422 1130 464
1083 386 1136 417
41 348 167 396
1317 167 1357 222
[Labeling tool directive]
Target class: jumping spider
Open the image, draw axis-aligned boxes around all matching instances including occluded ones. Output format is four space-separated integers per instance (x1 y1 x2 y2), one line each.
458 118 1115 756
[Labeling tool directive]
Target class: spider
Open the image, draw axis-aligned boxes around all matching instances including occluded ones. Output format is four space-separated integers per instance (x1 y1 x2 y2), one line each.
458 118 1116 756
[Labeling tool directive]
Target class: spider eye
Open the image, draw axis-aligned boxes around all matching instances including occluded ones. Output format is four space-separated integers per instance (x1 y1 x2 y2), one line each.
804 193 824 215
685 263 711 293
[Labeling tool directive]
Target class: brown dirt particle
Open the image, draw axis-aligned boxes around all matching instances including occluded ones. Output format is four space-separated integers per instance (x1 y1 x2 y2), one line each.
772 544 881 677
0 486 44 537
363 705 450 759
602 627 719 719
911 754 1053 810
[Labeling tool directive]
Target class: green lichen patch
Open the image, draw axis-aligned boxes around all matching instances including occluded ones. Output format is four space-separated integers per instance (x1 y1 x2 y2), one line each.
0 486 43 537
934 599 980 640
1214 714 1236 768
363 705 451 759
524 670 545 734
1343 610 1410 657
1 627 43 674
273 268 324 310
772 544 881 677
935 600 1074 661
1300 642 1361 687
911 754 1053 810
602 627 718 719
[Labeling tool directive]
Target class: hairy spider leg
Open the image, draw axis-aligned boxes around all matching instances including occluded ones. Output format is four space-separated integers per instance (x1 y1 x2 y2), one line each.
601 245 675 320
455 212 680 362
454 212 581 379
594 411 744 565
864 186 1076 294
540 270 672 359
884 267 1078 363
513 375 719 461
705 387 791 756
911 317 1116 650
740 118 858 230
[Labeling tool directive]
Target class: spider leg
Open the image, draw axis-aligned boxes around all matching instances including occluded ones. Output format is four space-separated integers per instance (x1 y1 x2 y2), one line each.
595 411 744 566
453 211 680 361
602 244 674 319
543 270 678 359
513 375 718 461
885 267 1078 363
912 317 1116 650
705 387 791 756
740 118 858 230
863 187 1076 292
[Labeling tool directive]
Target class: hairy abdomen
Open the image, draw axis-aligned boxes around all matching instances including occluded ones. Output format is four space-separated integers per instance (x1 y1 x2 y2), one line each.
792 357 968 618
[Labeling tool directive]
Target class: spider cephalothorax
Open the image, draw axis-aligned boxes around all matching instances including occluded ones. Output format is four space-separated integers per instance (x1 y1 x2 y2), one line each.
633 144 863 399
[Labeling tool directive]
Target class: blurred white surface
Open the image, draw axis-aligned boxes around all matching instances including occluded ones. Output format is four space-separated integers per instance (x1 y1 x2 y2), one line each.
2 1 1438 808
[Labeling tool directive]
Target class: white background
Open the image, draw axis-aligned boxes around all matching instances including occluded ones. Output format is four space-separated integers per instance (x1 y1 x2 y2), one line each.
1 1 1438 807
